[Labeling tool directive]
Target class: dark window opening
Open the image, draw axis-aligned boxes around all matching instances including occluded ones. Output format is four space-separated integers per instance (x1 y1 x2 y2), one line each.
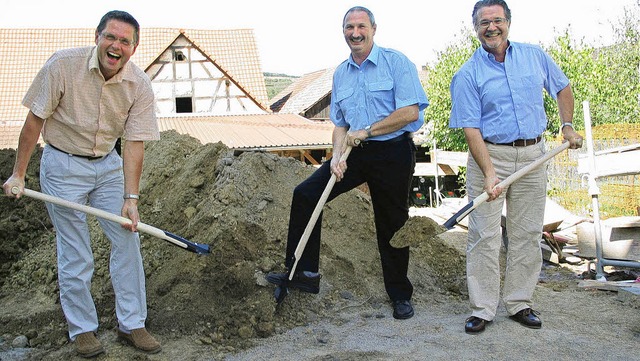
174 50 186 61
176 97 193 113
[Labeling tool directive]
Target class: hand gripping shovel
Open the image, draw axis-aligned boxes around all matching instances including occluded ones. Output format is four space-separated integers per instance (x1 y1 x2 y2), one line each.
443 141 571 230
274 138 358 304
11 187 210 254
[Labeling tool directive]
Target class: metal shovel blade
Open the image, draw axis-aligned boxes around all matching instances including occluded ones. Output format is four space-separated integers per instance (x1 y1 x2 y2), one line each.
163 230 210 254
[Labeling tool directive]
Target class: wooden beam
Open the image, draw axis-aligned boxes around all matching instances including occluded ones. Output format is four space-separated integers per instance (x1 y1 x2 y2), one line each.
432 150 468 168
301 151 318 165
577 148 640 178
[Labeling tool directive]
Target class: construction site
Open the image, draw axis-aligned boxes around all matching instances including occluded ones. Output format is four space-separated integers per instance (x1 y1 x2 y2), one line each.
1 10 639 359
1 130 639 360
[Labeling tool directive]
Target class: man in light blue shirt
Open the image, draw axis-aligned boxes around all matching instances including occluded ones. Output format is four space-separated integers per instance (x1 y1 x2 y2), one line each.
449 0 582 335
267 6 428 320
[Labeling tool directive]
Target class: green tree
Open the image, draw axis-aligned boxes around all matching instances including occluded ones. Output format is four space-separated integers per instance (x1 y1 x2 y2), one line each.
543 31 597 135
544 8 639 132
423 33 479 152
593 5 640 125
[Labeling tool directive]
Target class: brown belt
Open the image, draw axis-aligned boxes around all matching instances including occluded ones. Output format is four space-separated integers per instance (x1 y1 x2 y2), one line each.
485 136 542 147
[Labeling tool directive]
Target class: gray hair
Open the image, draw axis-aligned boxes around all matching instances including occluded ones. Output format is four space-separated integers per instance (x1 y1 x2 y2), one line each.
472 0 511 27
342 6 376 28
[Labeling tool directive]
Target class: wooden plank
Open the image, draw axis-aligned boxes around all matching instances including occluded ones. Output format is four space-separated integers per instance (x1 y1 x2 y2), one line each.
577 148 640 178
433 150 468 168
595 143 640 156
578 279 640 292
413 162 459 177
438 164 457 176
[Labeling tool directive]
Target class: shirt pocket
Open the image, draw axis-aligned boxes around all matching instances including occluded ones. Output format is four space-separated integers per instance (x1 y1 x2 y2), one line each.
367 80 394 109
335 87 355 103
521 75 544 103
334 87 356 120
367 80 393 95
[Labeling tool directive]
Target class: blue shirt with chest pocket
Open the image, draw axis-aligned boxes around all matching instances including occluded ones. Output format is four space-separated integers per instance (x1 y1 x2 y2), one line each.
449 41 569 144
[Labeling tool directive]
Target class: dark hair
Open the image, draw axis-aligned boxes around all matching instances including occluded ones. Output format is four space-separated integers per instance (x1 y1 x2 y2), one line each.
97 10 140 45
472 0 511 26
342 6 376 28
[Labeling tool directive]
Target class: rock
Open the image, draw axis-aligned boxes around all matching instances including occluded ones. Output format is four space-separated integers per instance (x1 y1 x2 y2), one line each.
12 335 28 348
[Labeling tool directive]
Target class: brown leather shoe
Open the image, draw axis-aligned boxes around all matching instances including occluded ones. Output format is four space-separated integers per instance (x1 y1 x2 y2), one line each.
75 332 105 358
117 328 161 353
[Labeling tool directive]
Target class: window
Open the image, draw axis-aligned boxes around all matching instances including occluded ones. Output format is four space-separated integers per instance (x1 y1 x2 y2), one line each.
176 97 193 113
173 50 186 61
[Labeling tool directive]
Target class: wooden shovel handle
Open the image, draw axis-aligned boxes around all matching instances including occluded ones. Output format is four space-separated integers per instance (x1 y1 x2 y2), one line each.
443 141 570 230
289 143 355 279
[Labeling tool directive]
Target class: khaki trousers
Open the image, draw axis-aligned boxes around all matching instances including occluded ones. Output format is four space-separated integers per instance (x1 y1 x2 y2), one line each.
466 141 546 321
40 145 147 340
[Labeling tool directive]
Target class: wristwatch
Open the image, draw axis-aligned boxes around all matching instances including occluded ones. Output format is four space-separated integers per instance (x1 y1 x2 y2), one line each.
123 194 140 200
561 122 574 132
365 125 373 138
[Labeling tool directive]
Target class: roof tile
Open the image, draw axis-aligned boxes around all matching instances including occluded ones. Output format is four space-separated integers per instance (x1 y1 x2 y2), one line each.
0 28 269 122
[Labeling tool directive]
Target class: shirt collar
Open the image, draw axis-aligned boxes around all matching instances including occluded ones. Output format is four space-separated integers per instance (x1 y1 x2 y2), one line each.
347 43 379 68
479 40 512 61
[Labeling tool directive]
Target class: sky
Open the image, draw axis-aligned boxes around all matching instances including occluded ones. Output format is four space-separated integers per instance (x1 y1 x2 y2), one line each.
1 0 637 76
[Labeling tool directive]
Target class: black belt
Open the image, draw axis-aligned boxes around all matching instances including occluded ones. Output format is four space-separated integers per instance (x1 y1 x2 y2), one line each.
485 136 542 147
48 144 106 160
359 132 411 147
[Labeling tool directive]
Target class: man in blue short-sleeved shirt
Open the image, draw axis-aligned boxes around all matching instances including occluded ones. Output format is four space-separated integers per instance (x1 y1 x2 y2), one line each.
267 5 428 320
449 0 582 334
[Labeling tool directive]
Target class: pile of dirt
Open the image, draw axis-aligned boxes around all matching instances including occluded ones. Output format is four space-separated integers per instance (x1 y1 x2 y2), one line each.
5 131 638 360
0 131 458 359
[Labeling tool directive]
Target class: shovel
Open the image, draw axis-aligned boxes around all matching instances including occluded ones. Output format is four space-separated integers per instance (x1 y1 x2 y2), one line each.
275 138 358 304
11 187 210 254
443 141 571 230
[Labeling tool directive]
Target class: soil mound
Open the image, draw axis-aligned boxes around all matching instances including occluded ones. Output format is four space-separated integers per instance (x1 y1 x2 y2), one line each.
0 131 453 358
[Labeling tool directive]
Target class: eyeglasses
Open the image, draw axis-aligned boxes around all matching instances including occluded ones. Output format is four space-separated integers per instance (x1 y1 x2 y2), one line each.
477 17 508 29
100 32 134 47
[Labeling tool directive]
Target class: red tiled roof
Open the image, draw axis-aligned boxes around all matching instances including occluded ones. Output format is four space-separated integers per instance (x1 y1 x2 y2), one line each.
157 113 333 150
0 121 43 150
0 28 335 151
0 113 333 151
0 28 269 123
270 68 335 114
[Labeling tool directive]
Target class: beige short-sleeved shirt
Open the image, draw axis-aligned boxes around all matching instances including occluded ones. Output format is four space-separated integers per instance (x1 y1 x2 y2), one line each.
22 46 160 157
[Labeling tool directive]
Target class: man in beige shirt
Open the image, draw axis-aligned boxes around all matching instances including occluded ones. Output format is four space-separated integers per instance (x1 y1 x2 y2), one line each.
3 10 161 357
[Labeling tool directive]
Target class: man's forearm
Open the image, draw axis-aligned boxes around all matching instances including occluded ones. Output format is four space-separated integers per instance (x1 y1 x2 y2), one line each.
464 128 495 180
122 140 145 195
12 111 45 178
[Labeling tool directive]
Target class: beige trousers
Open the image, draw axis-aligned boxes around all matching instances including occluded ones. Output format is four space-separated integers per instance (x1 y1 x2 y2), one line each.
466 141 546 321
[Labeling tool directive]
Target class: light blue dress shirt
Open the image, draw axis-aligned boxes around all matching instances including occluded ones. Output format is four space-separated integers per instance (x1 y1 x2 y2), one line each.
330 44 429 141
449 41 569 143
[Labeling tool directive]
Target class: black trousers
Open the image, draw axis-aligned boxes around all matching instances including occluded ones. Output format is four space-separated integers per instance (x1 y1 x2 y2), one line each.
285 134 416 301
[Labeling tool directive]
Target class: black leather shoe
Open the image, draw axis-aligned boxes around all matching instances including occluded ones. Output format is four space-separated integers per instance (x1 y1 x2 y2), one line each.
265 271 321 294
509 308 542 329
465 316 491 334
392 300 414 320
